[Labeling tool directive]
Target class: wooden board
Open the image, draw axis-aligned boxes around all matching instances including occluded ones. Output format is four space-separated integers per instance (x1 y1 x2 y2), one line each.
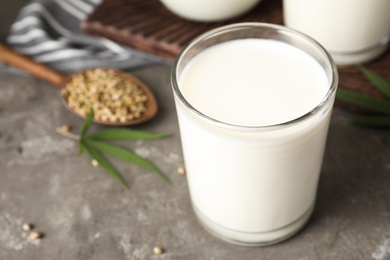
81 0 283 60
82 0 390 111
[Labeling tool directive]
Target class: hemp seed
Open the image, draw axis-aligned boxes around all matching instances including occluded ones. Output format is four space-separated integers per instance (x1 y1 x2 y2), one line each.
177 167 186 175
59 124 71 132
92 160 99 167
22 223 32 231
62 68 147 123
153 246 164 255
29 231 42 240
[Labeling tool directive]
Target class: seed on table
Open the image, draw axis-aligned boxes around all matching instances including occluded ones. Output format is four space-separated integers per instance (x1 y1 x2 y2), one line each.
153 246 164 255
177 167 186 175
92 160 99 167
22 223 32 231
29 231 42 240
59 125 71 132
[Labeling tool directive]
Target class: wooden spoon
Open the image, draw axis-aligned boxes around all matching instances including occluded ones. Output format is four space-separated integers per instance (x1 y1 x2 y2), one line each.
0 44 158 126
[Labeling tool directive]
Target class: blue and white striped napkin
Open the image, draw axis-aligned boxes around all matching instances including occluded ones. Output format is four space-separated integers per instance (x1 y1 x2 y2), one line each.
6 0 168 73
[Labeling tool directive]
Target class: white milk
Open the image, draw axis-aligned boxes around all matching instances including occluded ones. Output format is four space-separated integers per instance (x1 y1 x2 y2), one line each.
160 0 261 22
283 0 390 65
175 38 334 244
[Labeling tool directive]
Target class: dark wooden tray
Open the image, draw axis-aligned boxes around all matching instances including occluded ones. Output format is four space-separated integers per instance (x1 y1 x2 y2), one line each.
81 0 283 60
82 0 390 111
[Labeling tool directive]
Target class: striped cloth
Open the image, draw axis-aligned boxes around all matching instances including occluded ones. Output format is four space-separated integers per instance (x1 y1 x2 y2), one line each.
6 0 168 73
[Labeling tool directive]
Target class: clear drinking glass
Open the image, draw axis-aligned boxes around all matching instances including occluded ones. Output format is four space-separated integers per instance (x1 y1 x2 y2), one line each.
171 23 338 246
283 0 390 66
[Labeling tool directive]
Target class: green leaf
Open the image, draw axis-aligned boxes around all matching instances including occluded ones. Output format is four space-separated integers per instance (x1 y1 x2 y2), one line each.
75 108 172 187
336 89 390 115
85 139 171 184
359 66 390 99
86 128 170 141
351 115 390 127
80 108 94 137
78 108 94 156
78 140 86 156
82 140 128 188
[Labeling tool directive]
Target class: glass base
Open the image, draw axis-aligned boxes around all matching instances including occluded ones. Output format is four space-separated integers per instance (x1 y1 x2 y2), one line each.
193 203 314 247
330 41 389 66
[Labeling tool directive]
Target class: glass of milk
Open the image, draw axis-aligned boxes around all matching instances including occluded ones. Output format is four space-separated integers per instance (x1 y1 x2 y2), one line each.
283 0 390 66
171 23 338 246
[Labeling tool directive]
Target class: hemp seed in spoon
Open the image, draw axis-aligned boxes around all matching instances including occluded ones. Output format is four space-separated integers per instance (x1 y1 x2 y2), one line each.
61 68 147 123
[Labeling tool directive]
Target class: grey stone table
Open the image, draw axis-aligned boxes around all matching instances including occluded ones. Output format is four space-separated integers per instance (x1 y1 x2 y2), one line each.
0 1 389 259
0 64 390 260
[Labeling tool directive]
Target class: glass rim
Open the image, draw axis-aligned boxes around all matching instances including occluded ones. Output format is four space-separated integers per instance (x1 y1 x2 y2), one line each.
171 22 339 131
